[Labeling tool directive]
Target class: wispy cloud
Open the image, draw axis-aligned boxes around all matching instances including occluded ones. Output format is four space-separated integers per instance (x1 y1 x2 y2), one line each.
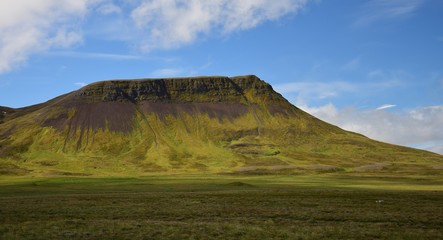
366 69 410 87
427 145 443 154
275 81 356 101
150 59 213 78
275 68 407 106
150 68 185 78
130 0 310 52
341 57 360 71
74 82 87 87
355 0 424 26
274 76 401 105
97 3 122 15
48 51 143 60
0 0 311 74
376 104 397 110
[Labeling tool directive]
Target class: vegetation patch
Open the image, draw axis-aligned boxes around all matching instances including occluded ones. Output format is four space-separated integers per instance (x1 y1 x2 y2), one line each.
0 176 442 239
0 162 30 175
226 181 255 187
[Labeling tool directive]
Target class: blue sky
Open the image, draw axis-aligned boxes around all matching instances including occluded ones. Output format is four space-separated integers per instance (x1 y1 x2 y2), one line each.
0 0 442 153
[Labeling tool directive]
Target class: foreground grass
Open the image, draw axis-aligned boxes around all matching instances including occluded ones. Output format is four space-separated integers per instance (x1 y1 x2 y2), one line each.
0 175 442 239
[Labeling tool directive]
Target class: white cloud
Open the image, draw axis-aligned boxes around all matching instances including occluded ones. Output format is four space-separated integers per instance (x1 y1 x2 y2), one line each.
275 69 405 103
97 2 122 15
275 81 356 101
150 68 185 78
150 59 213 77
355 0 424 26
342 57 360 71
274 78 401 106
0 0 311 73
49 51 142 60
366 69 410 87
130 0 309 51
0 0 97 73
301 103 443 154
427 145 443 155
49 29 84 48
75 82 87 87
376 104 397 110
301 103 338 119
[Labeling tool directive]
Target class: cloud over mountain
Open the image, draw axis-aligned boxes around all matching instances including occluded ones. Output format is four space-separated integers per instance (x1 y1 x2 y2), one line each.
301 104 443 154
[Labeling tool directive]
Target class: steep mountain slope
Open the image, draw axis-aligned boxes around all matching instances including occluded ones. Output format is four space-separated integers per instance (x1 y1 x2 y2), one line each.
0 75 442 176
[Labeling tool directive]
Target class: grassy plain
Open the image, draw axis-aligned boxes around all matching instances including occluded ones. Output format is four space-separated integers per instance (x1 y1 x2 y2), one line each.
0 175 442 239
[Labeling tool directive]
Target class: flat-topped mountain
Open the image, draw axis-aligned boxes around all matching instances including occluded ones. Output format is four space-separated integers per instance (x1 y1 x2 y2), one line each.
75 75 281 102
0 75 441 176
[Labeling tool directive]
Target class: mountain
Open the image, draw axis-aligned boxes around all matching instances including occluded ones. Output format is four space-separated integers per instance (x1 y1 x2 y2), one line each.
0 75 442 176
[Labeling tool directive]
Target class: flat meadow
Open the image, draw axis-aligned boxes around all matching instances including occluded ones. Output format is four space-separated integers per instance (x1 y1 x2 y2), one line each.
0 174 442 239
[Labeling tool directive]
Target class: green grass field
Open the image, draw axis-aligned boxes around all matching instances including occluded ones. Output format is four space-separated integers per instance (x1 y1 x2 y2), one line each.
1 175 442 239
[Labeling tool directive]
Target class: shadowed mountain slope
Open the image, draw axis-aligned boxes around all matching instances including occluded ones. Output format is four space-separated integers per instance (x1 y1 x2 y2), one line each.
0 75 442 176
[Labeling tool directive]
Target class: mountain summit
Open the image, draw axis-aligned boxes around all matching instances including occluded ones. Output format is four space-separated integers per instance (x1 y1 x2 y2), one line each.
0 75 441 176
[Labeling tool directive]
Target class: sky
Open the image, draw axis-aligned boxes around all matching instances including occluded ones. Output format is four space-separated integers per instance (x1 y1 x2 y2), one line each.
0 0 442 154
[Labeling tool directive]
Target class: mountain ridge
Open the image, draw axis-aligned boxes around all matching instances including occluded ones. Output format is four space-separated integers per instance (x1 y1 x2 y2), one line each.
0 75 442 176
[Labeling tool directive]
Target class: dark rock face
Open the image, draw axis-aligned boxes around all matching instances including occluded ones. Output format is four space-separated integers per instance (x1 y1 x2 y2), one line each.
35 75 293 133
43 102 137 133
72 75 279 103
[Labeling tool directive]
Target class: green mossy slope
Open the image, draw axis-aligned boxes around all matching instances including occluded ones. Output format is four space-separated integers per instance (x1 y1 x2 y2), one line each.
0 75 442 176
